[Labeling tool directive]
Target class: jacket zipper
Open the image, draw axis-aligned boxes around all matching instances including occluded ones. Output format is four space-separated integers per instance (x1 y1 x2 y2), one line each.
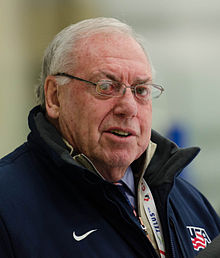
169 218 186 257
169 219 176 257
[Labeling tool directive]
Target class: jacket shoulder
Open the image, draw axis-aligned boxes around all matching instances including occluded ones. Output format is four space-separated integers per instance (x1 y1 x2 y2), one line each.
0 143 33 185
171 177 220 218
170 176 220 235
0 143 29 167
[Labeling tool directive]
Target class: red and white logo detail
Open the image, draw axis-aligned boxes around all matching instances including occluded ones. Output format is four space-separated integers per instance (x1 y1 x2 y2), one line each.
187 226 211 251
144 194 150 202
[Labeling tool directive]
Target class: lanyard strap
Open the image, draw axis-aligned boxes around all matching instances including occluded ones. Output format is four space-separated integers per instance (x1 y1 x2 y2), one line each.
141 179 166 257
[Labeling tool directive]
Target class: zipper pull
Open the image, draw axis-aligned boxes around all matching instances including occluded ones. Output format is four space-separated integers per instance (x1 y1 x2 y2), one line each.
139 216 153 243
139 216 147 232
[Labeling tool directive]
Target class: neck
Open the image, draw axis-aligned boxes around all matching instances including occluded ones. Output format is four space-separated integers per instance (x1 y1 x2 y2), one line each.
91 160 128 182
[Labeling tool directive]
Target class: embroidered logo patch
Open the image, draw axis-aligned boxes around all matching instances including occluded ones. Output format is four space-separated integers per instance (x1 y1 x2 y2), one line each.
187 226 211 251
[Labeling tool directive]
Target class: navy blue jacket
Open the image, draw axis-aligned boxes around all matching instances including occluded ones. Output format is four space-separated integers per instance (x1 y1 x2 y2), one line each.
0 106 219 258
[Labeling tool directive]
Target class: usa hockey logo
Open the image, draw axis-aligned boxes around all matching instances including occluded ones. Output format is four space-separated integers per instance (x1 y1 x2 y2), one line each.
187 226 211 251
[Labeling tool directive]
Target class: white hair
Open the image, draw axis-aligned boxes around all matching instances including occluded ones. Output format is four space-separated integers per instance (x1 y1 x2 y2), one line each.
35 17 150 109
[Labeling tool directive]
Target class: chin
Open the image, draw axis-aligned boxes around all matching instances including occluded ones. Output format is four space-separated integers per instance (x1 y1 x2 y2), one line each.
104 152 135 168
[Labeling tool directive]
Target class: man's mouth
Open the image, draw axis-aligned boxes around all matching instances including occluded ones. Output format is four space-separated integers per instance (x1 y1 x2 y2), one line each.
109 129 132 137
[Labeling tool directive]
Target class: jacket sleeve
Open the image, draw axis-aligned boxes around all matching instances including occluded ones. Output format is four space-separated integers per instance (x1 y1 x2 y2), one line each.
0 216 14 258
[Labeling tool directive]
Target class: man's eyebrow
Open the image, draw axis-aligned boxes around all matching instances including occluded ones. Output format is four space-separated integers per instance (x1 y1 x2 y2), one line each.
98 71 119 81
97 71 151 83
133 78 152 84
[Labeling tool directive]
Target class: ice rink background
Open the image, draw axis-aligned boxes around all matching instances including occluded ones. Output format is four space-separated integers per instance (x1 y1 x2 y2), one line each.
1 0 219 213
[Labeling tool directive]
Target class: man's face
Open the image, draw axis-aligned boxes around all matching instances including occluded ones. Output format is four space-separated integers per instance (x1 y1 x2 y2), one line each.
55 33 152 181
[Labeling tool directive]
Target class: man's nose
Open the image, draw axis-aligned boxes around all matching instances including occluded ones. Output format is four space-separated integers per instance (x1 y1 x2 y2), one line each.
113 88 138 118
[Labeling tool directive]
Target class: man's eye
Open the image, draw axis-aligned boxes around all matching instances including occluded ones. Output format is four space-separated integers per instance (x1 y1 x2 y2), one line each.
136 85 150 97
99 83 112 91
96 81 115 95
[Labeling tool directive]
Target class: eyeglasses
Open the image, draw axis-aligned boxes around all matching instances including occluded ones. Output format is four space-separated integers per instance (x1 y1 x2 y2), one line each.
54 72 164 103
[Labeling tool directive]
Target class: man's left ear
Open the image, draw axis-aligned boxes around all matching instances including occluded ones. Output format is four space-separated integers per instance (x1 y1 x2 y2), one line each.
44 76 60 119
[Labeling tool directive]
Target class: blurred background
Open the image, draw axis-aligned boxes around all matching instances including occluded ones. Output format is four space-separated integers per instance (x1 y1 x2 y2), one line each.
0 0 219 213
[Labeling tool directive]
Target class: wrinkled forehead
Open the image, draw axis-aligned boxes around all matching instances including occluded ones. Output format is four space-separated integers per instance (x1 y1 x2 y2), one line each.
72 32 151 76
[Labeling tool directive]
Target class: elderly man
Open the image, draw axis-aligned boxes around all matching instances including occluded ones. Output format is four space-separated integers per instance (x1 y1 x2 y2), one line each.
0 17 219 258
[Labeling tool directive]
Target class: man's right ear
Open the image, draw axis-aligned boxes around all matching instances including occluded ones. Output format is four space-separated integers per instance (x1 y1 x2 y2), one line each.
44 76 60 119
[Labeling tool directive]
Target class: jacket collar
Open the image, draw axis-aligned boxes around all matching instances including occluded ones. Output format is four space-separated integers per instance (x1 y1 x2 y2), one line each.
143 130 200 187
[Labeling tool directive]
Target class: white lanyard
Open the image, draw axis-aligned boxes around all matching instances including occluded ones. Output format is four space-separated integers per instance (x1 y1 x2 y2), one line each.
141 179 166 257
